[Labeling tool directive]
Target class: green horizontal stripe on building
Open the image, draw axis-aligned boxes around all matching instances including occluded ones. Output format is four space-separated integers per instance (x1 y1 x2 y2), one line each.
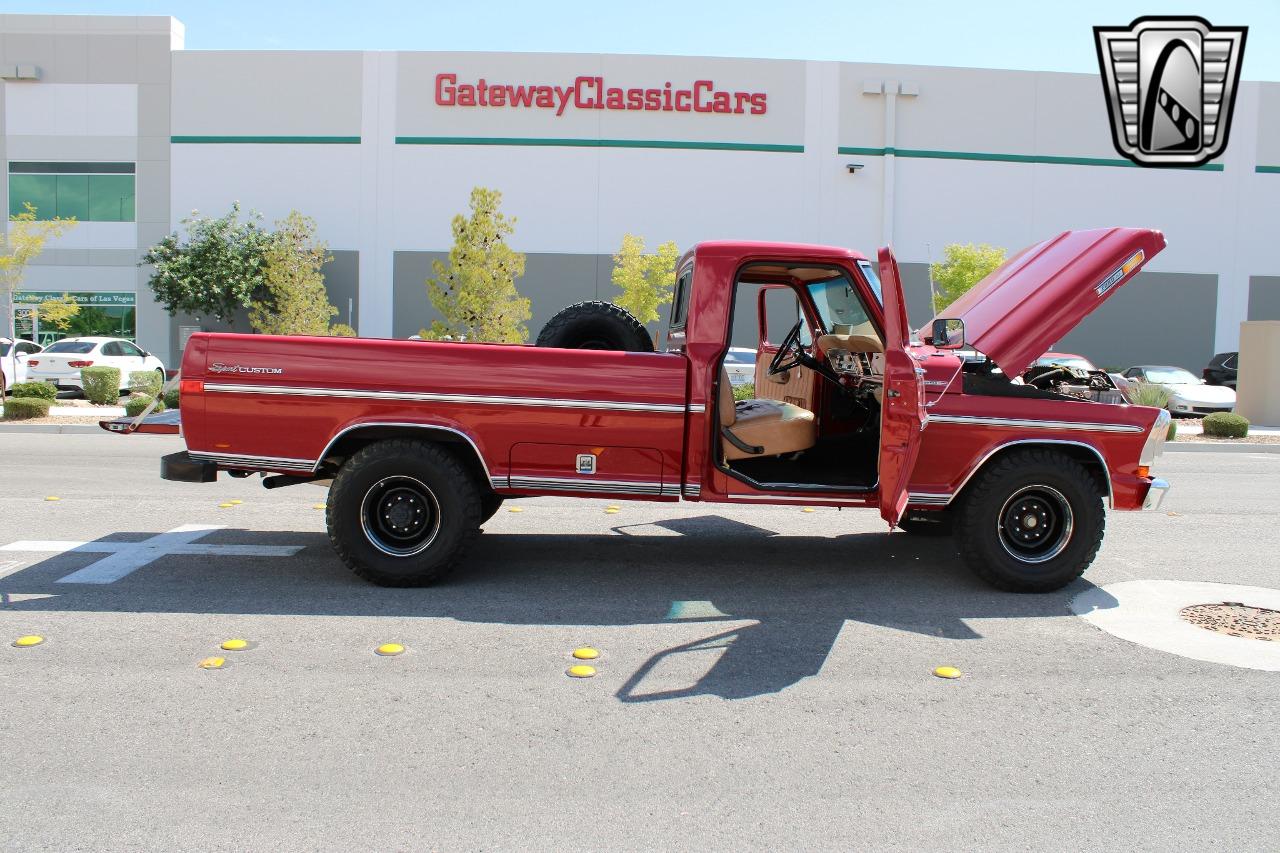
838 146 1225 171
1257 165 1280 174
396 136 803 153
170 136 361 144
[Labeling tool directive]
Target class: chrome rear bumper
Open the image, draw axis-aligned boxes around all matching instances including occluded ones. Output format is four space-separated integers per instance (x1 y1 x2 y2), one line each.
1141 478 1170 511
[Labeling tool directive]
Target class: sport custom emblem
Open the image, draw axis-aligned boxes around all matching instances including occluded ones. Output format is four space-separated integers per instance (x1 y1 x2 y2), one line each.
1094 17 1247 167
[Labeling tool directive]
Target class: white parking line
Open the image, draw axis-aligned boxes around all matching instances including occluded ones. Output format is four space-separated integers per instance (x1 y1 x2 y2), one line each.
0 524 304 585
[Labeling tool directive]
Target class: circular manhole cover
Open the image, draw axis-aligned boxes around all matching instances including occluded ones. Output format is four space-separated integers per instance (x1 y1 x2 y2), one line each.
1180 602 1280 641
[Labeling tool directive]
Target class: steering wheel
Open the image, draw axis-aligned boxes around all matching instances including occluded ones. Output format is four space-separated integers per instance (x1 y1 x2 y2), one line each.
769 319 823 376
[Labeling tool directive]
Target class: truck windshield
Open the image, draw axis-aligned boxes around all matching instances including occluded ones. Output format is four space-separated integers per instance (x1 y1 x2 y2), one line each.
807 273 874 333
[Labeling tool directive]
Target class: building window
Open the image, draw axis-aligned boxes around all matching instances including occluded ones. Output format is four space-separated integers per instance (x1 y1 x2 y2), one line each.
12 291 137 345
8 162 136 222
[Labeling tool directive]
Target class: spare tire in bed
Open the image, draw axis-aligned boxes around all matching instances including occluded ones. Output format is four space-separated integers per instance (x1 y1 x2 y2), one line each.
535 301 655 352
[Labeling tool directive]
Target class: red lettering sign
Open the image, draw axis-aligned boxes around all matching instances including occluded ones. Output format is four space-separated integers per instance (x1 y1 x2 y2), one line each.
434 73 767 116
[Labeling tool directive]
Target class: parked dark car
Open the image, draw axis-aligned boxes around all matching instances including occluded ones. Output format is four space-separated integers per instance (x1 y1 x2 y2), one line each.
1202 352 1238 388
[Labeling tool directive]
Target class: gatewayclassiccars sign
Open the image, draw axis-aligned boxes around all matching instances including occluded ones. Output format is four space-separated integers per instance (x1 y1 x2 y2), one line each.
435 73 768 117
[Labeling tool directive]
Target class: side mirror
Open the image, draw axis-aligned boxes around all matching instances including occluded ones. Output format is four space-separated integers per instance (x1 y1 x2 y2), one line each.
931 318 966 349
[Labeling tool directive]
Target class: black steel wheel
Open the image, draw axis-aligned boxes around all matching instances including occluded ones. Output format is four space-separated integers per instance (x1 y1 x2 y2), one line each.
328 439 481 587
954 448 1105 592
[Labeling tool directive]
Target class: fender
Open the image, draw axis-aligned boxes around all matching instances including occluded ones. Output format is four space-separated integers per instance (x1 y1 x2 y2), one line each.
910 438 1112 508
316 420 493 484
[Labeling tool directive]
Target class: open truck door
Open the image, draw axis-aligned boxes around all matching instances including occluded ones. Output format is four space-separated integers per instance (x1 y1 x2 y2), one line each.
876 246 927 528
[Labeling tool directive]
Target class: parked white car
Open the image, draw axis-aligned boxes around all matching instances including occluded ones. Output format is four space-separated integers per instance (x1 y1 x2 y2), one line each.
723 347 757 386
1121 365 1236 416
1 337 44 394
25 337 166 394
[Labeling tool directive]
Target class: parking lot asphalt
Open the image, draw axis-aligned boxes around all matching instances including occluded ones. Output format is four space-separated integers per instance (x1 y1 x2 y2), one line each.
1 433 1278 852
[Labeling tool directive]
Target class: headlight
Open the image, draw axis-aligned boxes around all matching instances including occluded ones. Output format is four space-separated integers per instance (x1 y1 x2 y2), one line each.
1140 409 1170 467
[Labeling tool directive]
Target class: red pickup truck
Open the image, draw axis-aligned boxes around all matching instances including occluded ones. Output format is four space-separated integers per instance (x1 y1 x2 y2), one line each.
111 228 1171 593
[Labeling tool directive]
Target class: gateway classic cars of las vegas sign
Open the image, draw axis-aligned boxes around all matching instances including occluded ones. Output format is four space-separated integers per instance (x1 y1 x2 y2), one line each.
1094 17 1247 168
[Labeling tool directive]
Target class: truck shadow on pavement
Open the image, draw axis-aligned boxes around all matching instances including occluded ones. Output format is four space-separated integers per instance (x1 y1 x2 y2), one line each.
0 515 1117 702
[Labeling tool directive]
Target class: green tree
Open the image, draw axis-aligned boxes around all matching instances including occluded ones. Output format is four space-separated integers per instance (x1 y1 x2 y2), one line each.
249 211 351 337
1 204 77 343
141 202 272 326
421 187 530 343
33 293 81 331
610 234 680 325
930 243 1007 313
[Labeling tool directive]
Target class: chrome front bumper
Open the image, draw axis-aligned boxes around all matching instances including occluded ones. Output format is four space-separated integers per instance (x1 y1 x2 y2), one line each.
1142 478 1171 511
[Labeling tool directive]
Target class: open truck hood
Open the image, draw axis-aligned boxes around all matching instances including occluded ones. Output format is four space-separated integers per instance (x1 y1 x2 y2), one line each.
929 228 1166 378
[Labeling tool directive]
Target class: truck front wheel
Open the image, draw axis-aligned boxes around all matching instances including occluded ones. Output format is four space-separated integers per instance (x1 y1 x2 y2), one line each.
953 448 1105 593
327 439 481 587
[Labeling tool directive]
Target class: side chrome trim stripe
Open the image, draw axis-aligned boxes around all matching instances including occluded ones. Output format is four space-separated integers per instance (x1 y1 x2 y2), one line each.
929 414 1143 433
507 475 676 496
204 383 694 414
907 492 952 506
189 450 316 472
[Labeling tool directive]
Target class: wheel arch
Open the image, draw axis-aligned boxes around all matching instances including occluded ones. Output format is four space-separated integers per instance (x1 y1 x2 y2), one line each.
317 422 494 491
954 439 1112 507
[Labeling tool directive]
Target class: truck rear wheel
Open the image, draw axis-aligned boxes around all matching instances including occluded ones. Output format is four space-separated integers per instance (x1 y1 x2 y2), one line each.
953 448 1105 593
327 439 481 587
535 301 654 352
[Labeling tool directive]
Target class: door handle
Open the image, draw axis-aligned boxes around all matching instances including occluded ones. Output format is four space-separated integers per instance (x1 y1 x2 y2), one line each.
887 389 901 398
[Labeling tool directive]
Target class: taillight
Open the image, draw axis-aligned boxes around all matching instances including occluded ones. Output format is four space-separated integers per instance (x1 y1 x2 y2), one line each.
179 379 204 394
27 359 38 367
68 360 94 368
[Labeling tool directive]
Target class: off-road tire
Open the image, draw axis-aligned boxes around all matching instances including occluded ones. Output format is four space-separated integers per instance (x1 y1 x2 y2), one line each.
327 439 481 587
953 448 1105 593
479 493 504 525
535 301 654 352
897 510 953 536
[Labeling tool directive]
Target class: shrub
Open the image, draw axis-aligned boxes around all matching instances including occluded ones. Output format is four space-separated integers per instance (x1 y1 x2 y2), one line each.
1128 382 1171 408
1202 412 1249 438
8 381 57 401
163 387 180 410
124 394 165 417
732 382 756 402
80 366 121 405
3 396 51 420
1166 419 1177 441
128 370 163 396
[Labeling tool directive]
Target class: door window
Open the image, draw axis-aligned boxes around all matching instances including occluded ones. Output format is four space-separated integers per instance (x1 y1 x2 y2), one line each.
759 287 810 348
102 341 123 357
118 341 144 357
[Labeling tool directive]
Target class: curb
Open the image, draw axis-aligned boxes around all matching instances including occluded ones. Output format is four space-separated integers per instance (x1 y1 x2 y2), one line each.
0 423 105 434
1167 441 1280 454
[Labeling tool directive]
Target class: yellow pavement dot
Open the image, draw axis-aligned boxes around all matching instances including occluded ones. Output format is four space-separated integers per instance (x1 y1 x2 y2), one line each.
217 502 234 508
220 639 249 651
572 647 600 660
312 503 326 510
508 506 524 513
604 508 620 514
229 499 243 505
198 656 226 669
567 664 597 678
375 643 405 657
606 505 620 510
12 635 44 648
802 507 816 513
933 666 962 679
44 496 60 502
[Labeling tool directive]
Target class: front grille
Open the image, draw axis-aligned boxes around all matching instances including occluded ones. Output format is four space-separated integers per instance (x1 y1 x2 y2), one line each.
1192 406 1231 414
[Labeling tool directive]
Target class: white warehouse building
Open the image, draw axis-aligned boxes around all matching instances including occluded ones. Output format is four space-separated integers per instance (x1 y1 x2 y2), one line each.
1 13 1277 371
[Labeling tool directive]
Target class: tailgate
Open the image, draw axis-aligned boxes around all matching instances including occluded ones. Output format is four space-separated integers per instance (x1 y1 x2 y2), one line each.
99 409 181 435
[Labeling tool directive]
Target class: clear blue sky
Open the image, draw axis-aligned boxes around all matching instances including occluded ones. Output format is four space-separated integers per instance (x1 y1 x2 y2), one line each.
6 1 1278 80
